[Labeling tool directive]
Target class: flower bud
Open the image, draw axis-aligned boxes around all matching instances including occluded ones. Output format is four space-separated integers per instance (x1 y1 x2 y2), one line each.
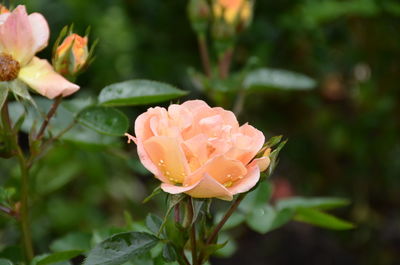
257 148 271 172
188 0 211 34
213 0 253 33
0 4 9 14
53 33 89 77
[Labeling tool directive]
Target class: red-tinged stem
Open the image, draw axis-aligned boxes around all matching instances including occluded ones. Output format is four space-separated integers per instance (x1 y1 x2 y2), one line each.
218 48 234 79
36 96 62 140
197 35 212 77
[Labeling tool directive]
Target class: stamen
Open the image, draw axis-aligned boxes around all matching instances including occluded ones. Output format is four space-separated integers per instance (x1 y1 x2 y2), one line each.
0 53 20 82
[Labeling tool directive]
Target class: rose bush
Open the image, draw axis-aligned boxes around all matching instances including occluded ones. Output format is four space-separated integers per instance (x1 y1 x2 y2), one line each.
126 100 269 200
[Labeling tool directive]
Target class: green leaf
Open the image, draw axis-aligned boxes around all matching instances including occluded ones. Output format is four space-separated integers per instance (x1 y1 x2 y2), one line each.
0 258 13 265
268 139 287 176
239 181 272 214
50 232 92 252
215 233 237 258
37 250 83 265
294 207 354 230
142 186 162 203
190 198 205 225
0 84 9 110
244 68 316 92
265 135 283 148
246 205 294 234
145 214 163 235
158 194 186 236
77 106 129 136
98 80 188 107
84 232 159 265
0 187 15 208
8 98 117 146
276 197 350 211
162 244 177 262
9 80 35 106
215 212 246 231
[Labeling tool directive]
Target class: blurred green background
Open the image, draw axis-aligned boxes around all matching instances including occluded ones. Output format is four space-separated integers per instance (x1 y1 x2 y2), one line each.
1 0 400 264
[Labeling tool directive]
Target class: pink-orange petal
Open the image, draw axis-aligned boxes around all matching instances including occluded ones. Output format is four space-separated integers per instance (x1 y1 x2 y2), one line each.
143 136 189 184
18 57 80 99
185 173 233 201
228 161 260 194
28 12 49 53
0 5 35 65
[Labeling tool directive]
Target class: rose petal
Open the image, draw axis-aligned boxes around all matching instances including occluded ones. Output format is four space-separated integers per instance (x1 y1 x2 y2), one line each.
0 13 10 25
18 57 80 99
185 173 233 201
227 123 265 164
0 5 35 65
143 136 190 184
28 12 49 53
228 161 260 194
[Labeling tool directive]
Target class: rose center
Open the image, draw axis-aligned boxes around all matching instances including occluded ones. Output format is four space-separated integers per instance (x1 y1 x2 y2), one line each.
0 53 20 82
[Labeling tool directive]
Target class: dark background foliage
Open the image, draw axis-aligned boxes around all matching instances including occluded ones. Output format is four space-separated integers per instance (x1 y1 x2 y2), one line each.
1 0 400 264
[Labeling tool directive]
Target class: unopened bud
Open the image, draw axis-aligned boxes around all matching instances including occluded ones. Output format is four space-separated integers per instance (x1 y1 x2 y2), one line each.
54 33 89 77
257 148 271 172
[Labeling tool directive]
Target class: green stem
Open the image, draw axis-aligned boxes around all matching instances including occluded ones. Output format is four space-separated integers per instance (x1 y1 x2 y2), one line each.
17 147 34 262
188 198 198 265
1 101 34 262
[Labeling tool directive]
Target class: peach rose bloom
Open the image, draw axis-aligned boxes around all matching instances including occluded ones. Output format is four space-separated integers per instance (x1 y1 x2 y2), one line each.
0 5 79 99
126 100 266 201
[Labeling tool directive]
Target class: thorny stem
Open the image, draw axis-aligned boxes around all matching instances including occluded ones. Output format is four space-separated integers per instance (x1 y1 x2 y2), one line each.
197 35 212 77
1 101 34 262
35 95 62 140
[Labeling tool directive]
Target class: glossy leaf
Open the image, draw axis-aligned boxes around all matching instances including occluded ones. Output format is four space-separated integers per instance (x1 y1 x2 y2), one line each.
98 80 188 107
77 106 129 136
84 232 159 265
37 250 83 265
276 197 350 211
294 207 354 230
244 68 316 92
8 98 117 146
